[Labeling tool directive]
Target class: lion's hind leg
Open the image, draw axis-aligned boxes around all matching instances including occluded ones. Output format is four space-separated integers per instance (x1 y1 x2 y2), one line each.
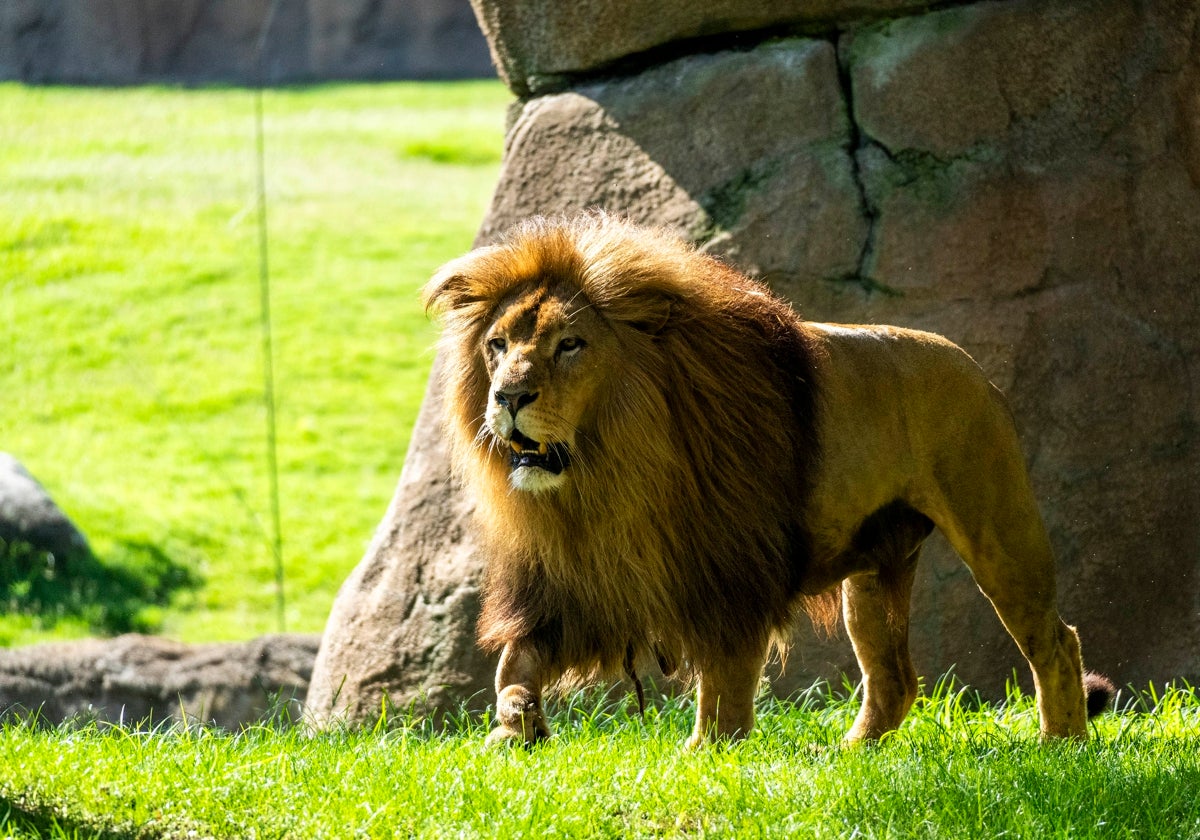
842 558 921 743
928 408 1089 739
838 502 932 743
964 563 1088 740
973 579 1088 740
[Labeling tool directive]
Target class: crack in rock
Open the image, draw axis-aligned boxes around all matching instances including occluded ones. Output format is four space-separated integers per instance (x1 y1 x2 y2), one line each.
832 32 900 297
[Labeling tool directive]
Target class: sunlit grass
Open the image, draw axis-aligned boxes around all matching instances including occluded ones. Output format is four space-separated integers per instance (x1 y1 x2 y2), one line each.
2 680 1198 838
0 81 510 644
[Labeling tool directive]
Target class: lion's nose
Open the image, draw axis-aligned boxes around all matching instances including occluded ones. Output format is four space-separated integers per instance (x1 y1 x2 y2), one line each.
495 388 538 418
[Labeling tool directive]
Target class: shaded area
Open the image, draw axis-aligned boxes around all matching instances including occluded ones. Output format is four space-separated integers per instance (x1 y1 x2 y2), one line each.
0 790 210 840
0 795 140 840
0 538 200 636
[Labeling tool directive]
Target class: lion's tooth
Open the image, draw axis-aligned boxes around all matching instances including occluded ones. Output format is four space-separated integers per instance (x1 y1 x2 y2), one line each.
510 440 521 453
538 441 548 455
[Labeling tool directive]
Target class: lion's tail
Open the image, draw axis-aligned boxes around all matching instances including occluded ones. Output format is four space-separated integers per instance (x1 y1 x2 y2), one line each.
1084 671 1116 718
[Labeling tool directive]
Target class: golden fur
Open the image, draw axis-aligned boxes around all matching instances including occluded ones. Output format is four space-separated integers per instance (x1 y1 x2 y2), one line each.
424 212 1108 747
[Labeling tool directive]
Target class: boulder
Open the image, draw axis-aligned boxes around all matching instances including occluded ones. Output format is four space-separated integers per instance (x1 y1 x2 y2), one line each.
311 0 1200 725
0 633 320 729
827 0 1200 687
0 0 492 84
0 453 90 563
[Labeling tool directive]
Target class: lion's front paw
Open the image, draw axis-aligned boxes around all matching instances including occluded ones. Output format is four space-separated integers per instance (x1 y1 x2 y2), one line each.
492 685 551 745
485 724 533 748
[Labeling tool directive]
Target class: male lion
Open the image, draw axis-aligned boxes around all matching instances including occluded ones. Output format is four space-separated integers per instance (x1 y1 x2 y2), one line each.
423 212 1111 748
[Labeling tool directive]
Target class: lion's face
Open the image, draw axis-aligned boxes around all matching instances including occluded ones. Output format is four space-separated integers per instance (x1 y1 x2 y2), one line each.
480 282 617 493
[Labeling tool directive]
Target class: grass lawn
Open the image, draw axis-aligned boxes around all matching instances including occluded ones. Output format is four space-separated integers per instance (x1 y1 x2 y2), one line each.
0 81 510 644
1 682 1198 838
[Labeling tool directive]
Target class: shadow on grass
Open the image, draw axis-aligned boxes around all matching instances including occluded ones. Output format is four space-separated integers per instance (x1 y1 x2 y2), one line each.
0 538 200 636
0 794 141 840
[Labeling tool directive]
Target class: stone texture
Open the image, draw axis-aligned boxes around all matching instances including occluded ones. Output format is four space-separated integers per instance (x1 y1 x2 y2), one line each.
469 0 936 96
480 42 868 287
0 0 492 84
313 0 1200 724
0 453 90 563
0 634 320 728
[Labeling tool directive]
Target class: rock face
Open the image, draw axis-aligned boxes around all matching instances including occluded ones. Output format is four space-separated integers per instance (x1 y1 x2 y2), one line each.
0 453 90 563
0 634 320 729
310 0 1200 726
0 0 492 84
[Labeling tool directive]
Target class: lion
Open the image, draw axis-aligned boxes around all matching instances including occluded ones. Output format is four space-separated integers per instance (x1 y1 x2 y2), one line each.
422 211 1112 748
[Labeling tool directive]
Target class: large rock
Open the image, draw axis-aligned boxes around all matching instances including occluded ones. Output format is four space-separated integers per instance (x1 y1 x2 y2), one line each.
312 0 1200 725
828 0 1200 686
0 0 492 84
0 453 90 563
0 634 320 729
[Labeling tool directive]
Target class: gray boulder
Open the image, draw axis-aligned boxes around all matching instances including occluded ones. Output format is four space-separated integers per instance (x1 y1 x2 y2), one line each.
0 633 320 729
469 0 935 96
306 365 495 728
0 453 90 563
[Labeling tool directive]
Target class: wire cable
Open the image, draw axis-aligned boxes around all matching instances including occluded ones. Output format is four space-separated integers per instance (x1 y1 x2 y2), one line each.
255 0 286 633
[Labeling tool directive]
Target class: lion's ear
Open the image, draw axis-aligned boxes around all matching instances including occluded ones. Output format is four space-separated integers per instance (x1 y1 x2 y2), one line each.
422 251 491 315
590 275 678 334
631 297 673 335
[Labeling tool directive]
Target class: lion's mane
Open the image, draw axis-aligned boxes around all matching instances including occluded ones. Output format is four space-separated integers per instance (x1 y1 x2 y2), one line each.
426 213 837 685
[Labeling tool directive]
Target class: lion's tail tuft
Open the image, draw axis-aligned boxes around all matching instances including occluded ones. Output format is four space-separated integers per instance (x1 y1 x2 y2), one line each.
1083 671 1116 718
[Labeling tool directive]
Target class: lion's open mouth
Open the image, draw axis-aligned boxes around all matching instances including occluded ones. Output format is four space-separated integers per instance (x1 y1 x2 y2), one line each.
508 429 570 475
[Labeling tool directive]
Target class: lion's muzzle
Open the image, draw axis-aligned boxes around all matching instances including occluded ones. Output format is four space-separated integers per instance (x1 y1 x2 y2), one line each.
508 429 571 475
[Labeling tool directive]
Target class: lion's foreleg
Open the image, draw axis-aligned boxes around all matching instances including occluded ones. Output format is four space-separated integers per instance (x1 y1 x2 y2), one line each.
487 642 552 746
685 644 768 749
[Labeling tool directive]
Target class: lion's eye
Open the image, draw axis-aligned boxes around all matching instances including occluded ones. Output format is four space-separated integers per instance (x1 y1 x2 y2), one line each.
557 336 584 355
487 336 507 354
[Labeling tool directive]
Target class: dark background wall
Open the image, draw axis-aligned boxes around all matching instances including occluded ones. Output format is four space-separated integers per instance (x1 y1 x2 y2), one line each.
0 0 493 84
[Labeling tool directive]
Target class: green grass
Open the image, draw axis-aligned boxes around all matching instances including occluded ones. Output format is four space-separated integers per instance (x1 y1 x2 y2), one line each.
1 681 1198 838
0 81 510 644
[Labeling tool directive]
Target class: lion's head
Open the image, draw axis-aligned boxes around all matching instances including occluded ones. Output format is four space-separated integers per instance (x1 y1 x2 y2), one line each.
460 280 613 494
423 214 703 501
